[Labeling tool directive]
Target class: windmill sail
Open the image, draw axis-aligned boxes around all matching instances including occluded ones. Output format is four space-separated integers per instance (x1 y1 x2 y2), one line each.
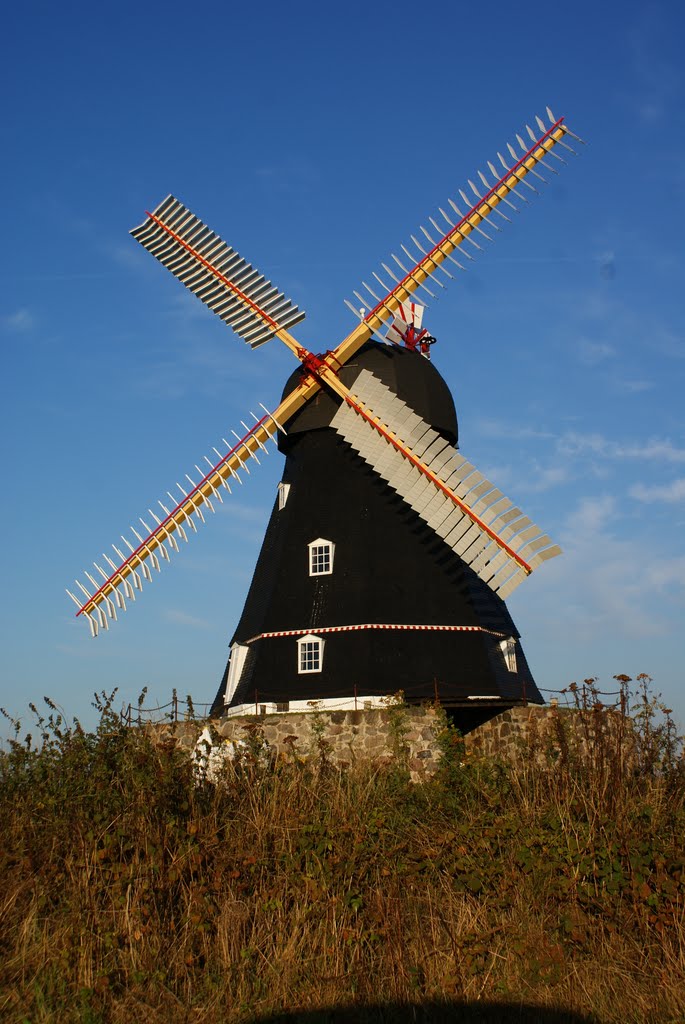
70 107 582 644
131 196 306 348
67 405 287 635
331 370 560 600
341 108 581 353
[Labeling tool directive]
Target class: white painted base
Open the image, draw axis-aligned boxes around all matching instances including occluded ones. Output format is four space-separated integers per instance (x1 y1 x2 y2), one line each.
221 694 399 718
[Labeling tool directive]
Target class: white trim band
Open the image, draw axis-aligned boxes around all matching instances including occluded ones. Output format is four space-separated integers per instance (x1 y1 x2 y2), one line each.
245 622 507 643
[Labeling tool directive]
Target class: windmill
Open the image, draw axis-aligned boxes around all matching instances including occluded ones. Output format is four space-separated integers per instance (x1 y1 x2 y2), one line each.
67 108 584 720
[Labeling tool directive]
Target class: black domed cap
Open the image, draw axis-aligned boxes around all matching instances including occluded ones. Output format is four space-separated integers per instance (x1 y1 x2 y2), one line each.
279 341 458 452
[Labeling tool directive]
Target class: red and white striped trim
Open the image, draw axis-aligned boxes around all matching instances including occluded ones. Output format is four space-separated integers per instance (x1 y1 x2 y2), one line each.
245 623 507 643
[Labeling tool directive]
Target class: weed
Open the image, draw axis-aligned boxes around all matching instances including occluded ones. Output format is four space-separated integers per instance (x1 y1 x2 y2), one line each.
0 677 683 1023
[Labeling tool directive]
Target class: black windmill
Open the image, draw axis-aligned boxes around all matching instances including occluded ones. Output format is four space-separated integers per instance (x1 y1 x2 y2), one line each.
68 109 584 722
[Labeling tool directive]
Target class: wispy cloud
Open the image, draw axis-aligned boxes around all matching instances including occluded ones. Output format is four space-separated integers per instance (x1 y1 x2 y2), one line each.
525 494 685 644
475 418 555 441
163 609 212 630
557 432 685 464
255 157 321 196
475 422 685 465
2 308 35 333
513 463 570 494
643 558 685 589
627 6 680 125
573 495 617 535
577 337 615 366
104 242 147 270
615 379 654 394
630 478 685 503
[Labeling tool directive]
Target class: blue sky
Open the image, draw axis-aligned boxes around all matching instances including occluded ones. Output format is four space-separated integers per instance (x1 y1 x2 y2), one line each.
2 0 684 732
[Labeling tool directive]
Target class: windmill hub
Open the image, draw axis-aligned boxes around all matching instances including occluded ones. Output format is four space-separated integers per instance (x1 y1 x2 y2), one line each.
296 348 341 381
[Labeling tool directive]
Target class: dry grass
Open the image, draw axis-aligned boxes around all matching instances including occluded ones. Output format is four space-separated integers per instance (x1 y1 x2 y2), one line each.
0 683 684 1023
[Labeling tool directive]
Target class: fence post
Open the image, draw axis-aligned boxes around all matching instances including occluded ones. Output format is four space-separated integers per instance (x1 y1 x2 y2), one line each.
354 683 358 711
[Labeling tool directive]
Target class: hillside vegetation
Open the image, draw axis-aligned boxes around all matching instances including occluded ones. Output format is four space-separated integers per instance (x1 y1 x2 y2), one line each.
1 678 684 1024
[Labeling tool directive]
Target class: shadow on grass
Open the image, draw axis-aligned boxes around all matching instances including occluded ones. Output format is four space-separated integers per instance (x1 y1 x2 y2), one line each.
255 1002 595 1023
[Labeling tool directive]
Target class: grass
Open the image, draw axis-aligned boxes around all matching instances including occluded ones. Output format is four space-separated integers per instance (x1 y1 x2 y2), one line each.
0 679 683 1023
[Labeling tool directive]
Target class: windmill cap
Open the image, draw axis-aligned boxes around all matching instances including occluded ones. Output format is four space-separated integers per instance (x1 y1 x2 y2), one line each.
279 341 458 451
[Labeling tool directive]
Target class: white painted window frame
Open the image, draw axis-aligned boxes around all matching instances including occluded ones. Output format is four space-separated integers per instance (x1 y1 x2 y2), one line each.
278 482 291 510
308 537 334 576
297 633 325 674
500 636 517 673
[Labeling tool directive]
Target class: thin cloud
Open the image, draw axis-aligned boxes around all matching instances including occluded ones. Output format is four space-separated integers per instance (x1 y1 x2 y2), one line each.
524 494 685 644
163 609 212 630
523 464 570 493
475 417 555 441
630 478 685 503
577 338 615 366
255 157 321 195
493 460 571 495
2 309 35 333
558 432 685 463
615 379 654 394
643 558 685 588
104 242 147 270
573 495 617 535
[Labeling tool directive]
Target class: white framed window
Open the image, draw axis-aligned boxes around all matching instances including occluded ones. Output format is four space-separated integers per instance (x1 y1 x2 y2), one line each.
308 537 334 576
500 637 517 673
278 482 290 510
297 634 325 674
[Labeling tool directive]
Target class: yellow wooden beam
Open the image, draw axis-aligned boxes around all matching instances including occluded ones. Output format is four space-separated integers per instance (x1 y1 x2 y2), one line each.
329 126 569 368
78 372 326 618
81 124 570 620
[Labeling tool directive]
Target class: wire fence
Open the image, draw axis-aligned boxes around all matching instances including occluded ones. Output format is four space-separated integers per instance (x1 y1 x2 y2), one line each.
120 679 629 726
538 684 628 714
120 691 212 727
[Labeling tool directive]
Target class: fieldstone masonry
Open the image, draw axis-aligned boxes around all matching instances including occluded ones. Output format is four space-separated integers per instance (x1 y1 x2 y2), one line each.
157 703 608 775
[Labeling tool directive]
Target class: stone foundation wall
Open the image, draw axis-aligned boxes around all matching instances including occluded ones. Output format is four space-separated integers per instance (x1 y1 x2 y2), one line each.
162 705 442 778
155 702 614 775
463 703 631 762
463 704 560 759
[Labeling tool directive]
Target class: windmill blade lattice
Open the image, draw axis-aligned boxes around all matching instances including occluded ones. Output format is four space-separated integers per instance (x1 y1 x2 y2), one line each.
67 405 286 636
331 371 561 600
131 196 306 349
343 107 584 339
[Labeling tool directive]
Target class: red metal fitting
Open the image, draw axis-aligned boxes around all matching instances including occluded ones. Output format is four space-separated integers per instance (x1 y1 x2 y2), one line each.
297 349 340 379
